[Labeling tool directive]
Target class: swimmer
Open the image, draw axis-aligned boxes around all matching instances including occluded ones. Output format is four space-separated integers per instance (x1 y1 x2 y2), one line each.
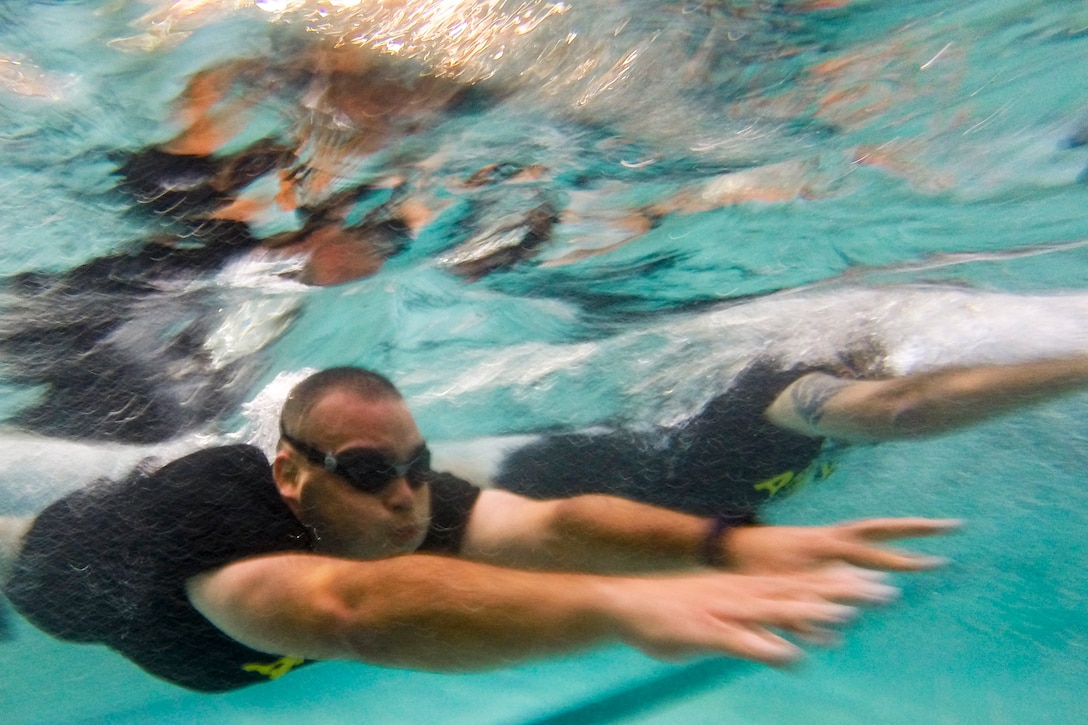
1 367 957 693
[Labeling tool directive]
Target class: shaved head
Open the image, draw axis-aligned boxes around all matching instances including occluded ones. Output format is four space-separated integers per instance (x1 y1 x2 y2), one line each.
280 367 401 439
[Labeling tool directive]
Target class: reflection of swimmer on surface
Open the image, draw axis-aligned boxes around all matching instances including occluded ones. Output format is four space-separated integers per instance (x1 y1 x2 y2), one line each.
1 53 501 448
123 31 895 284
0 220 264 443
125 39 481 287
5 128 813 445
138 19 984 283
0 367 955 691
153 39 598 285
97 1 1086 285
0 200 302 443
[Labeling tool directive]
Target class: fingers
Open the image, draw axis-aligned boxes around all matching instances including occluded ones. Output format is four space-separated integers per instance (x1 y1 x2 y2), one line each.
795 565 901 605
825 518 959 572
713 622 805 667
838 517 963 541
639 576 887 667
728 519 958 576
715 567 895 630
791 623 843 648
637 565 907 667
836 542 949 572
704 572 877 662
699 617 836 667
754 597 858 633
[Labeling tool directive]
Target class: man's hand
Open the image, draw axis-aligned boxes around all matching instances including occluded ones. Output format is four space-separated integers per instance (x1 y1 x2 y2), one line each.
723 517 961 574
607 563 901 666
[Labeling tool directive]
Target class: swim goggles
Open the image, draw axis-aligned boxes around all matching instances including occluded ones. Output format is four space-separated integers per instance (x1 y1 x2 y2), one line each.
280 426 432 494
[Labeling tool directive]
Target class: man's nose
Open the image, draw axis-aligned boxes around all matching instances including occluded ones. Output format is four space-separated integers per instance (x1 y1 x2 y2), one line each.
380 476 416 510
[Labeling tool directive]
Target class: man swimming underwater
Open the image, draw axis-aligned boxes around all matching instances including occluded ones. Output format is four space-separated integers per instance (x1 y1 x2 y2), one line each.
3 350 1088 692
0 365 966 692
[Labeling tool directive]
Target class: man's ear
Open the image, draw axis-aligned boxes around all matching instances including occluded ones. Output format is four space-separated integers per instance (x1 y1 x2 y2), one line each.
272 450 303 517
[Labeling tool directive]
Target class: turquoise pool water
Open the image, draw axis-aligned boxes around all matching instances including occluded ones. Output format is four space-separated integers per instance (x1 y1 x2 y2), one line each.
2 1 1088 722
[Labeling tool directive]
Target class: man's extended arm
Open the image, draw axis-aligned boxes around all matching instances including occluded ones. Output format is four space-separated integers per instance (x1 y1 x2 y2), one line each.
459 489 956 575
187 552 898 671
765 355 1088 442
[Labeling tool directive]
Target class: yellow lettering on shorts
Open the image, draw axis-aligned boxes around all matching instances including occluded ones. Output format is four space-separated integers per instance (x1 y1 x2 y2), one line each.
243 656 306 680
753 461 837 499
754 471 795 497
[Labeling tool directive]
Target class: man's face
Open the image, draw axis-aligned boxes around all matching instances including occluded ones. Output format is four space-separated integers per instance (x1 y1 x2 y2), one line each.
274 388 432 560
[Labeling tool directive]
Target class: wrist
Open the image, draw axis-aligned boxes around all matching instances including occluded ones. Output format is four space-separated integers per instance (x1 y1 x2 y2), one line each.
700 511 759 569
588 573 655 649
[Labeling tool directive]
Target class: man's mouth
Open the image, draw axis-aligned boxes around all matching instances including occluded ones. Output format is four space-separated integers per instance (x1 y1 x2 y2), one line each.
390 523 422 545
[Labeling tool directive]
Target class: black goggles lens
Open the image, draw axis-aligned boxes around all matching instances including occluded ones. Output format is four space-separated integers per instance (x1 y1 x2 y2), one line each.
282 429 431 494
335 446 432 494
